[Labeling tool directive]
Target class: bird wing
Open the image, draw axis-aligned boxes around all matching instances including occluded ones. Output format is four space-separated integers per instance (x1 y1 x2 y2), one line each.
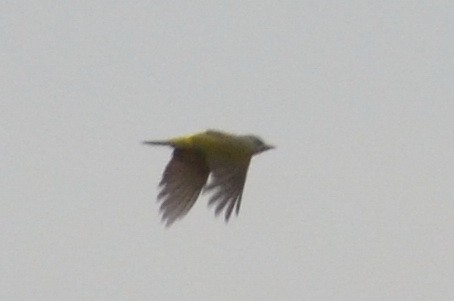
204 158 251 222
157 148 210 226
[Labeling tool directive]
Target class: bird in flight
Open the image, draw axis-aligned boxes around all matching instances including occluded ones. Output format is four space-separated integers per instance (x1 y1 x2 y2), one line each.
143 130 274 226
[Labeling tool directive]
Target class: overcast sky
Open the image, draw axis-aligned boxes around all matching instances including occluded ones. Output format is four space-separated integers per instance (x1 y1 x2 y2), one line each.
2 2 453 300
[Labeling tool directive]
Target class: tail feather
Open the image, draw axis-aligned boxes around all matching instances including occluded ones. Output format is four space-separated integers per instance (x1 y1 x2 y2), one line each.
143 140 172 146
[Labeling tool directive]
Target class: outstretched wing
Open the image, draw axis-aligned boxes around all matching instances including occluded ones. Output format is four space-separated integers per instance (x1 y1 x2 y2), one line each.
204 158 251 222
157 148 210 226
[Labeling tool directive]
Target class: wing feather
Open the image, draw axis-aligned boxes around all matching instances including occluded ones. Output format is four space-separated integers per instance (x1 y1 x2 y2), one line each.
205 159 250 222
157 148 209 226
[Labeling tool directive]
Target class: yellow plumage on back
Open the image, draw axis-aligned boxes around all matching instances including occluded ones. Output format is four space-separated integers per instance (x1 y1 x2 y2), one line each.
170 130 251 160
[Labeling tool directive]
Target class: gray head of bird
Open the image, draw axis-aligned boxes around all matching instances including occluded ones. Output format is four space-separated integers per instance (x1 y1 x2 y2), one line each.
242 135 275 154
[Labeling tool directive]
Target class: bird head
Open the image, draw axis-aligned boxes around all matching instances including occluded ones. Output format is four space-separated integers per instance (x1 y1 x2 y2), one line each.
243 135 275 155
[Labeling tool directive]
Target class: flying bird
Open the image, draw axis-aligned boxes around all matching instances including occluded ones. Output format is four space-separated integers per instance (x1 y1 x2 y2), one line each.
143 130 274 226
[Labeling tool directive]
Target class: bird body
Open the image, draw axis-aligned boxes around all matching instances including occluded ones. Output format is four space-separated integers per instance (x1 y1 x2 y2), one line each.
144 130 273 226
149 131 260 160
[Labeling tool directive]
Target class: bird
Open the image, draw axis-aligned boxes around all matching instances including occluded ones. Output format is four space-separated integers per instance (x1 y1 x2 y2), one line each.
143 130 274 226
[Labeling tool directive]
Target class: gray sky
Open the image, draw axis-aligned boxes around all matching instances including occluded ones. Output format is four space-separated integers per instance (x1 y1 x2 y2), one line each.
2 2 453 300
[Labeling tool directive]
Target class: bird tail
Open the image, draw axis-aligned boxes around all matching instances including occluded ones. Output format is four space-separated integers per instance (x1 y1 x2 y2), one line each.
142 140 172 146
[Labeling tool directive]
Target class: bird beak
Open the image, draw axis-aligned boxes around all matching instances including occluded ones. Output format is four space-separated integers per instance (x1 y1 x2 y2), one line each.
259 144 275 153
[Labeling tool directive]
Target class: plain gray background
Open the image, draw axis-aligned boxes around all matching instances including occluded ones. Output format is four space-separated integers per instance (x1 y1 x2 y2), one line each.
2 2 453 300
